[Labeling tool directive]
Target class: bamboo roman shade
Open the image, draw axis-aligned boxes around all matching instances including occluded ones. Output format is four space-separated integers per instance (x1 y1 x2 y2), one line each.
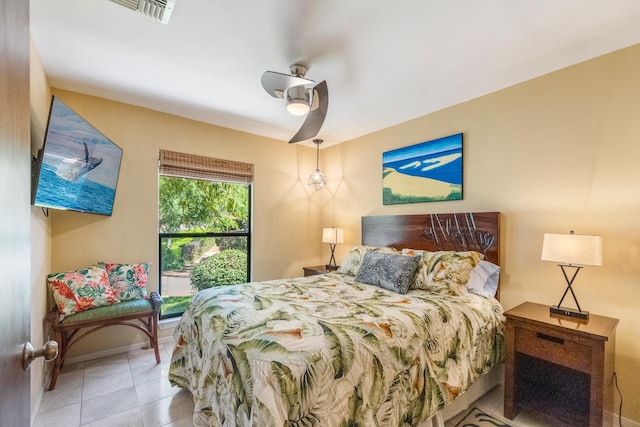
159 150 253 184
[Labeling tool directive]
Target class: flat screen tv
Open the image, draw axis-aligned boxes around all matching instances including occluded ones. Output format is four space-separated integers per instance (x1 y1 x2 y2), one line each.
32 96 123 216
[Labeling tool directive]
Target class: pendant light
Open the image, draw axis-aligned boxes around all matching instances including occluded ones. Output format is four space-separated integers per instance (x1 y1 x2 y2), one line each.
308 139 327 191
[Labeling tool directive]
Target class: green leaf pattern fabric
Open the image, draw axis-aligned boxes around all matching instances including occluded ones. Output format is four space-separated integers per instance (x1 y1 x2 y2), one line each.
402 250 483 295
47 266 120 316
169 272 504 427
100 262 149 301
337 245 400 276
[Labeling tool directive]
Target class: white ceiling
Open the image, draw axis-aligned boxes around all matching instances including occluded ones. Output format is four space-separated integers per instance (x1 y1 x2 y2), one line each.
30 0 640 147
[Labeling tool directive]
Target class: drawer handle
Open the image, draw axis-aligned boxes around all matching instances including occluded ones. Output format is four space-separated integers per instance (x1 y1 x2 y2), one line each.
536 332 564 344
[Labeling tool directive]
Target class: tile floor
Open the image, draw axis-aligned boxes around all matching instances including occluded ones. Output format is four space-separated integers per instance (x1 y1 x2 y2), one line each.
34 340 193 427
35 340 559 427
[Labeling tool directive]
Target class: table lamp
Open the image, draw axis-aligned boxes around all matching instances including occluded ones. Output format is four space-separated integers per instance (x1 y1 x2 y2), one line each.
541 230 602 320
322 227 344 270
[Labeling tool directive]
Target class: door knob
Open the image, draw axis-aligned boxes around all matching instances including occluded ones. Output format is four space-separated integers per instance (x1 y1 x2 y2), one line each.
22 340 58 370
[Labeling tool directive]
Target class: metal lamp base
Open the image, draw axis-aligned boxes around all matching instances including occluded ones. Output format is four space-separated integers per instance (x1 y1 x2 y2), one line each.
550 305 589 320
550 264 589 321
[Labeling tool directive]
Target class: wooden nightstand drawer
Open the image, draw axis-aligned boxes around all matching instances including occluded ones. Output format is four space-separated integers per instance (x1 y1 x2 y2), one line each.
515 327 591 374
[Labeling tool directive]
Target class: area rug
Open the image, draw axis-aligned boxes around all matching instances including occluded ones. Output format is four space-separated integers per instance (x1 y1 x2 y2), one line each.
454 407 513 427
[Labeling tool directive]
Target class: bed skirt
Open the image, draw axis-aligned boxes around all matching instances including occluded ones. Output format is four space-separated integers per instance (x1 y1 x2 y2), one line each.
442 363 503 423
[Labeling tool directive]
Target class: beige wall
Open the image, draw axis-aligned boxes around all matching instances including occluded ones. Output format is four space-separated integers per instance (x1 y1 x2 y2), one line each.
324 43 640 423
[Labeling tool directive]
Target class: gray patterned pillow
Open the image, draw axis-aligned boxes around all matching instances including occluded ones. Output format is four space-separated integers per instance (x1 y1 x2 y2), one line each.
354 251 421 294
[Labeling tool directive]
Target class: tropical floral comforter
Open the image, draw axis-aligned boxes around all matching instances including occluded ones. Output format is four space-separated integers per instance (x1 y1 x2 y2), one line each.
169 272 505 427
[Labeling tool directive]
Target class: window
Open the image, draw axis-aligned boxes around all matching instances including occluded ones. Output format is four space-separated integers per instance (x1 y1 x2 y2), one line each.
158 150 252 319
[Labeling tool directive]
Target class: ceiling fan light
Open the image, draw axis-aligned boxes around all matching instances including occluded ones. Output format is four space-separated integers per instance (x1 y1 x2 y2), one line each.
287 100 310 116
286 86 310 116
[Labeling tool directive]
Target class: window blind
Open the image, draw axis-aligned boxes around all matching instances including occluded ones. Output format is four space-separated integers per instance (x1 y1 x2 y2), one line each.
159 150 253 184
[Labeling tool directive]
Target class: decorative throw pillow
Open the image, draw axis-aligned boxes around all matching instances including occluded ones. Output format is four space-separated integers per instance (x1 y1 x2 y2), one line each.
338 245 399 276
47 266 120 316
401 249 483 295
99 262 149 301
466 260 500 298
354 251 421 294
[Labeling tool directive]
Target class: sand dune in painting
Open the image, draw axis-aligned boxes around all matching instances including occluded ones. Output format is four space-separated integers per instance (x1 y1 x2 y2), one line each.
383 169 460 198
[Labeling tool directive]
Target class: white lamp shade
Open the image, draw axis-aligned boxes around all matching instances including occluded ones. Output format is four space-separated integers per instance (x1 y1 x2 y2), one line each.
322 228 344 244
541 233 603 266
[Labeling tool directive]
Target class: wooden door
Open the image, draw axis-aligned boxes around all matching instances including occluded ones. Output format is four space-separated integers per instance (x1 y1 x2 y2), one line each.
0 0 32 425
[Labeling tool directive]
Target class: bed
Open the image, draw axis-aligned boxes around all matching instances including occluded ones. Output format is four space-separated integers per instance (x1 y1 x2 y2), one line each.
169 212 505 426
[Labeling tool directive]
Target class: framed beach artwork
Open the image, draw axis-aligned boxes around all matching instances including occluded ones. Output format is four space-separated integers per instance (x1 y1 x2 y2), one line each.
382 133 462 205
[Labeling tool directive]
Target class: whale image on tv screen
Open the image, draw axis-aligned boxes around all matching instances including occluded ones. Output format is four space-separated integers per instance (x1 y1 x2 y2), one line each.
32 96 123 216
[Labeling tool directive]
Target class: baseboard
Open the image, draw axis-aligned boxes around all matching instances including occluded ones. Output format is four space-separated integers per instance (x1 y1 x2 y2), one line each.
159 317 180 330
159 335 175 345
64 341 153 365
609 410 640 427
61 335 176 366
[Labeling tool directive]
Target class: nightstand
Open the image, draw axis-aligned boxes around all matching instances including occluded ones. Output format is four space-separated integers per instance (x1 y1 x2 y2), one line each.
504 302 618 427
302 265 335 276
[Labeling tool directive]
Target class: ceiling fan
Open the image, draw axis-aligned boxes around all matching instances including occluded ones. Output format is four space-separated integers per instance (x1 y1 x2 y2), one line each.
261 64 328 144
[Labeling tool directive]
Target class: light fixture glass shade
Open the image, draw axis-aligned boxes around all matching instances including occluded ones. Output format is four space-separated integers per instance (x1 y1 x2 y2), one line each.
286 86 310 116
322 227 344 244
541 232 603 266
308 169 327 190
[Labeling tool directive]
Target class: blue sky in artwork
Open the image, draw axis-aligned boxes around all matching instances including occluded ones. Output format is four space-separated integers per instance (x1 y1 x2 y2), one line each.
383 133 462 163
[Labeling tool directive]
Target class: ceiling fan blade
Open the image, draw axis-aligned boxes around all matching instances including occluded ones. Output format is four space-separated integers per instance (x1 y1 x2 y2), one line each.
261 71 314 98
289 80 328 143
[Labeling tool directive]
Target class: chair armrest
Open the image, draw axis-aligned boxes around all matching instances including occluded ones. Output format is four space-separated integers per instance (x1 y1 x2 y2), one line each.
46 306 62 328
149 291 163 311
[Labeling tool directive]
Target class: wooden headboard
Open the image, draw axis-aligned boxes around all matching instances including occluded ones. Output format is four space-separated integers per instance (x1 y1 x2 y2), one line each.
362 212 501 297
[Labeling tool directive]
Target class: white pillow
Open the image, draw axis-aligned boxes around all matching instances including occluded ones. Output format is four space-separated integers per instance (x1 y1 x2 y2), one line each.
466 260 500 297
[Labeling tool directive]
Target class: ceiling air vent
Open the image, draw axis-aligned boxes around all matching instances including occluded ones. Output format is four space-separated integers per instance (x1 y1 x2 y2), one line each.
110 0 176 24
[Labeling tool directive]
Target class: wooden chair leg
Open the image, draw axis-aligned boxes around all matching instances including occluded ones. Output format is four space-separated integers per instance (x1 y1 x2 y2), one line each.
151 315 160 364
